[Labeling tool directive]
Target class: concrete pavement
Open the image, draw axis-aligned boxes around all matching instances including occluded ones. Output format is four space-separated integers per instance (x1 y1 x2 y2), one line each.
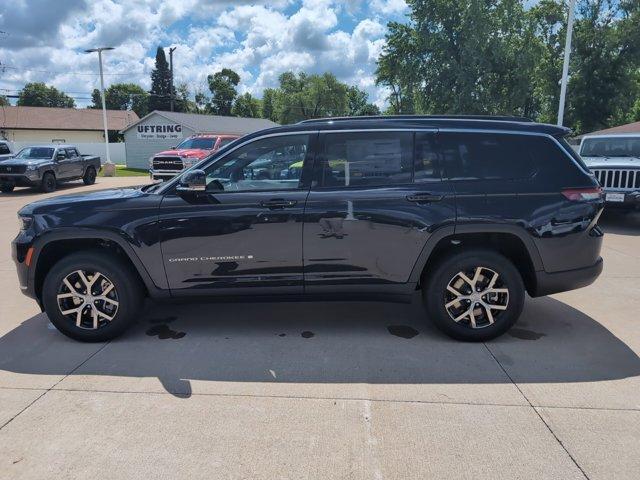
0 178 638 479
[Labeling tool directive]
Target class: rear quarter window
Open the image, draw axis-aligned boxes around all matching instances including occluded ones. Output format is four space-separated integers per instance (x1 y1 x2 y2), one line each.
439 132 538 180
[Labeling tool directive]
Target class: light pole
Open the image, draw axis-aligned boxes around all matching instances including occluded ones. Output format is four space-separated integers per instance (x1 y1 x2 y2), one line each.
85 47 115 164
558 0 577 126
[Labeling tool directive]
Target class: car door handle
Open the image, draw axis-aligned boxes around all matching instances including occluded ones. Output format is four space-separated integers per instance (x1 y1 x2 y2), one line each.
406 193 444 203
260 199 298 209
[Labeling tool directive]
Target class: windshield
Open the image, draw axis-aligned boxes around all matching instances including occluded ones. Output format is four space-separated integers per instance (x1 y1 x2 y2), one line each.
581 137 640 157
15 147 55 159
175 138 217 150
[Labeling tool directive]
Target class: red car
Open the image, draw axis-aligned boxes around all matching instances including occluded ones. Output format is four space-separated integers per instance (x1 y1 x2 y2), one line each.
149 134 239 181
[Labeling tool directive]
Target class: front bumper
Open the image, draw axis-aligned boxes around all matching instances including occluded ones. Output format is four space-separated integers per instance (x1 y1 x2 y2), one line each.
149 169 181 181
11 235 36 300
601 190 640 209
533 257 603 297
0 173 40 187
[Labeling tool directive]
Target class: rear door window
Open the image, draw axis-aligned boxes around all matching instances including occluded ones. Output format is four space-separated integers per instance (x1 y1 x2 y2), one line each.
319 132 413 187
439 132 538 180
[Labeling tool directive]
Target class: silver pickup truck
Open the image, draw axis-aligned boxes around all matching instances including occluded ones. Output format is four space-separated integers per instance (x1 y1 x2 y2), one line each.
580 133 640 210
0 144 101 193
0 141 13 161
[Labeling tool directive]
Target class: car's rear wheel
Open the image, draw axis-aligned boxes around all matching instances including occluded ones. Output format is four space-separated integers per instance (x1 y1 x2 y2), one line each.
40 172 56 193
422 249 524 341
42 251 143 342
83 166 97 185
0 183 14 193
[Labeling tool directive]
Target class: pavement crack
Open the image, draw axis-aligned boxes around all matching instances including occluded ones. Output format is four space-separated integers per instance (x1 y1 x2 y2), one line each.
0 340 111 432
483 342 591 480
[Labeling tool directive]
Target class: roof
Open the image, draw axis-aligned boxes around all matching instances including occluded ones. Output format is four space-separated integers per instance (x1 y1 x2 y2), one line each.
0 106 139 131
300 114 535 124
289 115 569 136
122 110 279 135
581 121 640 137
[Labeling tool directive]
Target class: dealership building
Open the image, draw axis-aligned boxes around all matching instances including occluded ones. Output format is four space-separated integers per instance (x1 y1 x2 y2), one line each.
121 111 278 169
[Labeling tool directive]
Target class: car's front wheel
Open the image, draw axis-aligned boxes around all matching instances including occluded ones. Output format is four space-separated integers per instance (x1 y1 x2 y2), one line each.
422 249 525 341
42 250 143 342
40 172 56 193
83 166 97 185
0 183 14 193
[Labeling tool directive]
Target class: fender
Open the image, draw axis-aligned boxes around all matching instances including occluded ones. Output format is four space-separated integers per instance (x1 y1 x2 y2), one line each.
29 228 170 299
407 223 545 284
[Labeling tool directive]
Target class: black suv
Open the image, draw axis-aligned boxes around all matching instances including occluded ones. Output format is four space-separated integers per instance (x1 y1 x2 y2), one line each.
12 116 604 342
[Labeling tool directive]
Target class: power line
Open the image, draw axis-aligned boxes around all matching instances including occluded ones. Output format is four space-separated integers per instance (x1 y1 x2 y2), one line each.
1 65 144 76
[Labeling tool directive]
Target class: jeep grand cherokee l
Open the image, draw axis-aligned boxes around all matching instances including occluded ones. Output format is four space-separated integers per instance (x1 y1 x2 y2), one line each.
12 116 604 342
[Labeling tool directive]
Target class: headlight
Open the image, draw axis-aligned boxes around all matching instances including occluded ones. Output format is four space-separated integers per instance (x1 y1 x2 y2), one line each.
19 215 33 231
148 156 155 168
182 157 199 168
25 165 37 171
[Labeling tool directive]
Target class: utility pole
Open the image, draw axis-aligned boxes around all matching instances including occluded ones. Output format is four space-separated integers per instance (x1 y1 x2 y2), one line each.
558 0 577 127
85 47 115 164
169 47 177 112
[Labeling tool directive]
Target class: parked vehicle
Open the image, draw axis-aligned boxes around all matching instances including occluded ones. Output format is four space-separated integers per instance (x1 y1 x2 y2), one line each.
0 140 13 161
13 116 604 342
580 133 640 210
149 134 239 181
0 145 101 193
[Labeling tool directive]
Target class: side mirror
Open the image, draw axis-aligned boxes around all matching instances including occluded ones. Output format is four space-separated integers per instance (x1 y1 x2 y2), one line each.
176 169 206 194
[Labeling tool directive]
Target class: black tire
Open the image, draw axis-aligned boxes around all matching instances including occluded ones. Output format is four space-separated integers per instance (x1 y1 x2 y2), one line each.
42 250 144 342
83 166 97 185
422 249 525 342
0 183 14 193
40 172 56 193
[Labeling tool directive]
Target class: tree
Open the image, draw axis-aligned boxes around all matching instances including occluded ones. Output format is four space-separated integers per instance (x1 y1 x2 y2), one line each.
207 68 241 116
347 86 381 116
17 82 75 108
262 88 278 122
0 95 8 106
272 72 349 124
90 83 149 117
148 46 173 112
232 92 262 118
564 0 640 133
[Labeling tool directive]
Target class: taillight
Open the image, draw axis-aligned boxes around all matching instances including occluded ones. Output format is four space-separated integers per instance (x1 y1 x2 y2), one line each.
561 187 603 201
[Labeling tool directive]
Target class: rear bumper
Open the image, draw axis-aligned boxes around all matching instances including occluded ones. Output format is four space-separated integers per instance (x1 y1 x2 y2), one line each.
532 257 603 297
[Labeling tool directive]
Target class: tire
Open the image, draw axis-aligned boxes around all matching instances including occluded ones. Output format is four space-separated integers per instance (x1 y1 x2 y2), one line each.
83 166 97 185
42 250 144 342
0 183 14 193
40 172 56 193
422 249 525 342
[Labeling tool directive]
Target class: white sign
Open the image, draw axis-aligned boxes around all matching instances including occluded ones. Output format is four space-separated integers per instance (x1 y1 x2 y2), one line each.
136 124 183 140
605 193 625 202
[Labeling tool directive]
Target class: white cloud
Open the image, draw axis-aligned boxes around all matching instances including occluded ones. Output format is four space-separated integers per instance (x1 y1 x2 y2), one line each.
0 0 396 108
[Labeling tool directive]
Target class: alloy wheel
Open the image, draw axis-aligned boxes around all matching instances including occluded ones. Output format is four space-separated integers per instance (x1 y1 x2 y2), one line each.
56 269 119 330
444 266 509 329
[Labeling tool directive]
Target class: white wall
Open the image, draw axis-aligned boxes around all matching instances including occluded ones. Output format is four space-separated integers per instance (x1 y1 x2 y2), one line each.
2 129 104 143
10 142 127 165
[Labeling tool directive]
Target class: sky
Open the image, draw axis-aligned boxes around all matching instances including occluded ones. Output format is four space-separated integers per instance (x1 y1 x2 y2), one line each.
0 0 412 109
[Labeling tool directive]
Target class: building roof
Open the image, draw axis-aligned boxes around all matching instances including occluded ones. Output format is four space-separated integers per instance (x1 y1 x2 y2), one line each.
122 110 279 135
0 106 139 131
582 120 640 137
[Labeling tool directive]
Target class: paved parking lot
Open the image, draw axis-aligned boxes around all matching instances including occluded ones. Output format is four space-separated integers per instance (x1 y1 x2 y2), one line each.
0 178 638 479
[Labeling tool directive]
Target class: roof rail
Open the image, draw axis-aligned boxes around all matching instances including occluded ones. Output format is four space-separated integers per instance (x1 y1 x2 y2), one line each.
298 114 534 124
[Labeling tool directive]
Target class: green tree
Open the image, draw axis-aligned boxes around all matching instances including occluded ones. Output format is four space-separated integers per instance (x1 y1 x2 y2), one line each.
148 46 173 112
272 72 349 124
347 86 381 116
565 0 640 133
90 83 149 117
17 82 75 108
232 92 262 118
262 88 278 122
0 95 8 106
207 68 241 116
